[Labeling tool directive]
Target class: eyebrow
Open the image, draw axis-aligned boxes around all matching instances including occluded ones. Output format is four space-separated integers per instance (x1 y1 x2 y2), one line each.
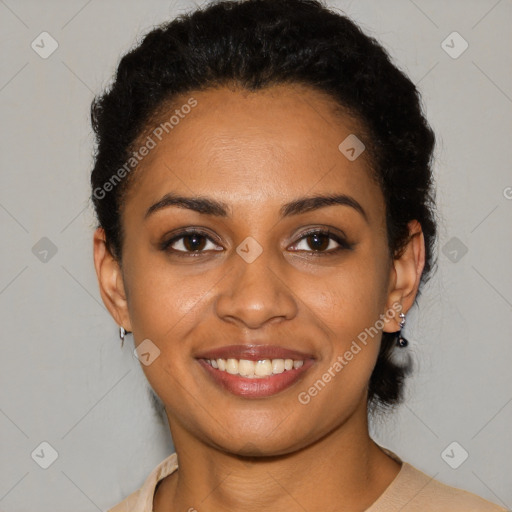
144 192 368 223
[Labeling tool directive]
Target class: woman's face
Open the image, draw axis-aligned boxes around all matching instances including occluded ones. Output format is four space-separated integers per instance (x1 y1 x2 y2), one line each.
99 84 407 455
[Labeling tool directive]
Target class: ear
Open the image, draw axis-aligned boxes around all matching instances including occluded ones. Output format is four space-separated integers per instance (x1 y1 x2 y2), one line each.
382 220 426 333
93 227 132 331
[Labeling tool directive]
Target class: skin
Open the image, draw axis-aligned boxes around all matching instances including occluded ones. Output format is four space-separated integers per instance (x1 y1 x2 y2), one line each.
93 83 425 512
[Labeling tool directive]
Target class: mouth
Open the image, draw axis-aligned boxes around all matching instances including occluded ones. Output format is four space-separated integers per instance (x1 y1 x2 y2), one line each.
195 345 315 398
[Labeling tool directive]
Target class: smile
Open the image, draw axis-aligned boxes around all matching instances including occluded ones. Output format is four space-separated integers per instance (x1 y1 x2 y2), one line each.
197 356 314 398
206 357 304 377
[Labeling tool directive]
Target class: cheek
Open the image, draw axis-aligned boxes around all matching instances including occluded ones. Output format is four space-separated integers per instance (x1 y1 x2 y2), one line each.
124 245 221 338
122 246 226 394
310 249 390 342
296 249 390 406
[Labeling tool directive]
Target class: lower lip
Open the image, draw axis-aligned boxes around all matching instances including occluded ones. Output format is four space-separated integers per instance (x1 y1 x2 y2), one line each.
197 359 315 398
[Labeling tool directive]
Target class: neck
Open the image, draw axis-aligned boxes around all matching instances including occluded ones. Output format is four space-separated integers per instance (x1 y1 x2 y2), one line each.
154 401 401 512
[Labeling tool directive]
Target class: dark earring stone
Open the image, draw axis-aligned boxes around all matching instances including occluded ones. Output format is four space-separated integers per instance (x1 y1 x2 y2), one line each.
396 333 408 348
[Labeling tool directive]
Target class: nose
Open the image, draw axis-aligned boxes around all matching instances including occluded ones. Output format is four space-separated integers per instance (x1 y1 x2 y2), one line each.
214 246 298 329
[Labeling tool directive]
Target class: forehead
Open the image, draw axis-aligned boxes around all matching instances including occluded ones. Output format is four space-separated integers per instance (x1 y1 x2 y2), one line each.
123 84 384 221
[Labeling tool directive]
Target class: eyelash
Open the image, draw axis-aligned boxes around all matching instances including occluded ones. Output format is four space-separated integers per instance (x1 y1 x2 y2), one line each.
160 228 353 257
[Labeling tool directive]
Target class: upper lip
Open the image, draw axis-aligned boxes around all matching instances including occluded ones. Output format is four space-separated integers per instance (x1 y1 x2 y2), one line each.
195 344 315 361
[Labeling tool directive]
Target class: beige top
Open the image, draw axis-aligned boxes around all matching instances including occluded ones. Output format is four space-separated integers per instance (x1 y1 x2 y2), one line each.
107 447 507 512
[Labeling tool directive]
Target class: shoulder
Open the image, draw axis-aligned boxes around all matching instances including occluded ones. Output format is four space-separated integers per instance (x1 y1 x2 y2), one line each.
379 461 508 511
106 452 179 512
371 446 507 512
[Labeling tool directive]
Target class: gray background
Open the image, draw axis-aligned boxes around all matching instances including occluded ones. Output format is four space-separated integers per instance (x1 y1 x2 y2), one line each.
1 0 511 510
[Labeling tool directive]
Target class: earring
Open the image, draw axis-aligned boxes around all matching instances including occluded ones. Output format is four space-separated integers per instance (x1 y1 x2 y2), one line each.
387 310 412 369
395 312 408 347
119 326 126 348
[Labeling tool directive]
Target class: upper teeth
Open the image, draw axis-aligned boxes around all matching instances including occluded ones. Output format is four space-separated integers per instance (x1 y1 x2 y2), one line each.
206 358 304 378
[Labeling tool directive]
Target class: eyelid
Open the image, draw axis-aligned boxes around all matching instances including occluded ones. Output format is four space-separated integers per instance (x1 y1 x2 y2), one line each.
288 227 352 252
160 228 223 253
161 226 352 256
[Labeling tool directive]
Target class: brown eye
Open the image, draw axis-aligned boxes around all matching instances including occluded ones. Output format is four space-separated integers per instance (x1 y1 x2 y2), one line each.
304 232 331 251
161 229 223 255
181 233 207 252
289 229 352 255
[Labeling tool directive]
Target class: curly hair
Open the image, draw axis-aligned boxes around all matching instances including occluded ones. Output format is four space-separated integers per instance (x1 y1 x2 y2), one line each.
90 0 437 411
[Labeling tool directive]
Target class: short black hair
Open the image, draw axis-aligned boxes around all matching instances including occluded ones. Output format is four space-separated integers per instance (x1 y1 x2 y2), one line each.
90 0 437 411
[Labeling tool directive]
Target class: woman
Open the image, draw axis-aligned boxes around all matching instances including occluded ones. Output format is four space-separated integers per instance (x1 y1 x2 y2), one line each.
90 0 506 510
